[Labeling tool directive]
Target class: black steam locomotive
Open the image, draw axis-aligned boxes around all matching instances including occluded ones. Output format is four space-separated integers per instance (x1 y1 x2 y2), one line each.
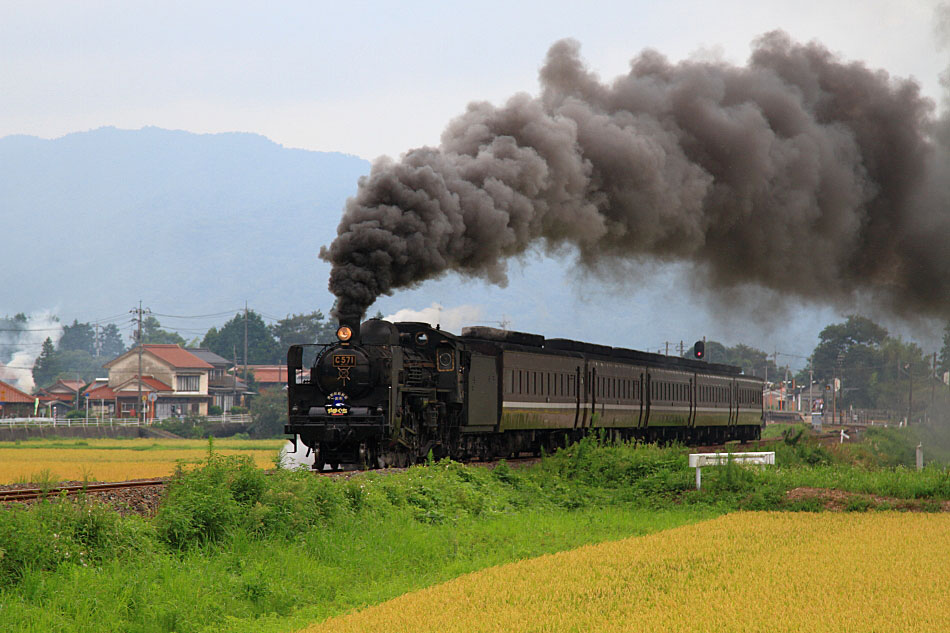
285 319 764 469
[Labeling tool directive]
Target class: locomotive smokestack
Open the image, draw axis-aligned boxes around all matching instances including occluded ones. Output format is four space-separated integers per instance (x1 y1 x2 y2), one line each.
322 31 950 321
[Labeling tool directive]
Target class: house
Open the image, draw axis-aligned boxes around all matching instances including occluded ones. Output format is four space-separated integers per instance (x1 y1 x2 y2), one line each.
239 364 305 390
36 378 87 416
103 344 213 418
186 348 248 412
0 379 35 417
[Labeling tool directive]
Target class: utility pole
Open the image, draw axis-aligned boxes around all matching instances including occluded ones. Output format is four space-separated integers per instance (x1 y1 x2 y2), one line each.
665 341 669 356
831 352 844 424
907 362 913 426
678 340 685 356
130 302 150 423
94 322 101 357
931 352 936 424
244 301 249 385
808 362 814 422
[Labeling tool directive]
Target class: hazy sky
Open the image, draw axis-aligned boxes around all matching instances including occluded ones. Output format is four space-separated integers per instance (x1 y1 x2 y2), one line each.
2 1 945 160
2 1 948 367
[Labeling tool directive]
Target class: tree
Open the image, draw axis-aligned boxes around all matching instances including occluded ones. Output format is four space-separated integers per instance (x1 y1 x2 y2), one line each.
938 321 950 377
809 315 889 409
201 310 281 365
270 311 337 347
100 323 126 358
683 340 778 379
248 386 286 438
270 311 336 365
59 320 96 355
141 316 186 345
32 337 59 389
53 350 104 385
869 336 929 417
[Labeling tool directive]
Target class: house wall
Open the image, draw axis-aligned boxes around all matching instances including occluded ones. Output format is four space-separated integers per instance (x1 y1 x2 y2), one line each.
108 354 175 388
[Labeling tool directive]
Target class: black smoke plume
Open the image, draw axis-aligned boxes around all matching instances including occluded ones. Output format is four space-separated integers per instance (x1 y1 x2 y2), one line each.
321 32 948 323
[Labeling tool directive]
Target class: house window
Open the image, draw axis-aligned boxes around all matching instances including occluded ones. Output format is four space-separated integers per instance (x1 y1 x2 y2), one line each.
177 375 200 392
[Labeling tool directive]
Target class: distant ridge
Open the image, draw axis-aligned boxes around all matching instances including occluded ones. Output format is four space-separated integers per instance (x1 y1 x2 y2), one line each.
0 126 370 321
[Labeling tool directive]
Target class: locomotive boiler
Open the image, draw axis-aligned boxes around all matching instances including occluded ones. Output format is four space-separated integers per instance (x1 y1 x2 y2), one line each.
285 319 764 469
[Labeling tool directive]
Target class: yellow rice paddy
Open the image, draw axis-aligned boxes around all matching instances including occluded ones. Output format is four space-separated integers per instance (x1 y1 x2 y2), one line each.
0 438 285 483
305 512 950 633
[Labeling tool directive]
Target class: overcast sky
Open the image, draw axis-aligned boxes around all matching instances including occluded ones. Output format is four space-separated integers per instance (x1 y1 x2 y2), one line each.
2 1 945 160
2 1 948 365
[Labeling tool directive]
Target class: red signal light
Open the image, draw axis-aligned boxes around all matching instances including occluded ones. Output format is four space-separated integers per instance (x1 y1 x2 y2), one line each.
693 341 705 359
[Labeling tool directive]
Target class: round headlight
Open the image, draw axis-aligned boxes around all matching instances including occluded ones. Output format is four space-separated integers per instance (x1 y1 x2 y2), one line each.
337 325 353 342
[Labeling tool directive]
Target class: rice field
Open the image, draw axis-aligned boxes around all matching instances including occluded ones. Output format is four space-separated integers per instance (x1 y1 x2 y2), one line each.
306 512 950 633
0 438 285 483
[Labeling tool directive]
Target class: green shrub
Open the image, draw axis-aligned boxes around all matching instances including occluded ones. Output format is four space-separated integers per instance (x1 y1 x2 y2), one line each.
0 497 152 585
156 452 266 549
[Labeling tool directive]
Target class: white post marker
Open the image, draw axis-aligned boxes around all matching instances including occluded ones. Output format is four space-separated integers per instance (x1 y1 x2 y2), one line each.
688 452 776 490
840 429 850 444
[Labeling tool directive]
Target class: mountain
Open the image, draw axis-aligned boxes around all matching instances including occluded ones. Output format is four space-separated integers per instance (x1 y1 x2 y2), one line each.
0 127 369 321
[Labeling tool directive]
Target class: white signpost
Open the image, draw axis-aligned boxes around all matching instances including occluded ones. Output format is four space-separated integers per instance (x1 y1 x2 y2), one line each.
688 451 775 490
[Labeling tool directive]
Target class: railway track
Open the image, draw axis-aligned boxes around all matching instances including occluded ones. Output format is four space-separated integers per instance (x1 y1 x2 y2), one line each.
0 478 167 503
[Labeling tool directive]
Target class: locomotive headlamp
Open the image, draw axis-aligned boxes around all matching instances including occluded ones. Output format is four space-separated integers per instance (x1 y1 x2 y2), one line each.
337 326 353 342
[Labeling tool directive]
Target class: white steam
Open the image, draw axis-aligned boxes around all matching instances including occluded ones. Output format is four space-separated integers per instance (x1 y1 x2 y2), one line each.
384 303 486 334
0 311 63 392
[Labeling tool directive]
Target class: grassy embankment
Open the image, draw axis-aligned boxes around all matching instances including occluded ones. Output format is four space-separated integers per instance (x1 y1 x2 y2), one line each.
0 425 948 633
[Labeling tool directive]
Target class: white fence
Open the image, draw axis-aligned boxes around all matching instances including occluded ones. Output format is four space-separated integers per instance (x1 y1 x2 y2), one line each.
688 451 775 490
0 413 252 429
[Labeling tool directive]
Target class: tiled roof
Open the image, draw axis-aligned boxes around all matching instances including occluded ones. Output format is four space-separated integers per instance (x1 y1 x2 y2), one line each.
144 345 213 369
209 375 247 391
241 365 302 384
85 383 117 400
113 375 174 394
38 393 75 403
186 348 231 368
0 379 34 404
46 379 86 394
104 345 213 370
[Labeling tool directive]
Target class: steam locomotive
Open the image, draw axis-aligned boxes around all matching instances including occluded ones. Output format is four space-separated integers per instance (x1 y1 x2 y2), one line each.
285 319 764 469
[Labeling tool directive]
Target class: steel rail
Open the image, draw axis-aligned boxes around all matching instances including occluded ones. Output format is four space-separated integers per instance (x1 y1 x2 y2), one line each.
0 478 166 503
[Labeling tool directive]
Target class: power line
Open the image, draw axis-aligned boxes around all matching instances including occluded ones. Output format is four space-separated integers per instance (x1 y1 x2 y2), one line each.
0 326 63 332
151 309 245 319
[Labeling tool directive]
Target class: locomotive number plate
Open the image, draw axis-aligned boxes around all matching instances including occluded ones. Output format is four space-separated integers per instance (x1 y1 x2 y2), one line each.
332 354 356 367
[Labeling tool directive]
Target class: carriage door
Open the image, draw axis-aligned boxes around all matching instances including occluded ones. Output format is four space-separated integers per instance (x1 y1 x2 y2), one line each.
730 380 739 427
573 365 583 429
465 353 499 431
